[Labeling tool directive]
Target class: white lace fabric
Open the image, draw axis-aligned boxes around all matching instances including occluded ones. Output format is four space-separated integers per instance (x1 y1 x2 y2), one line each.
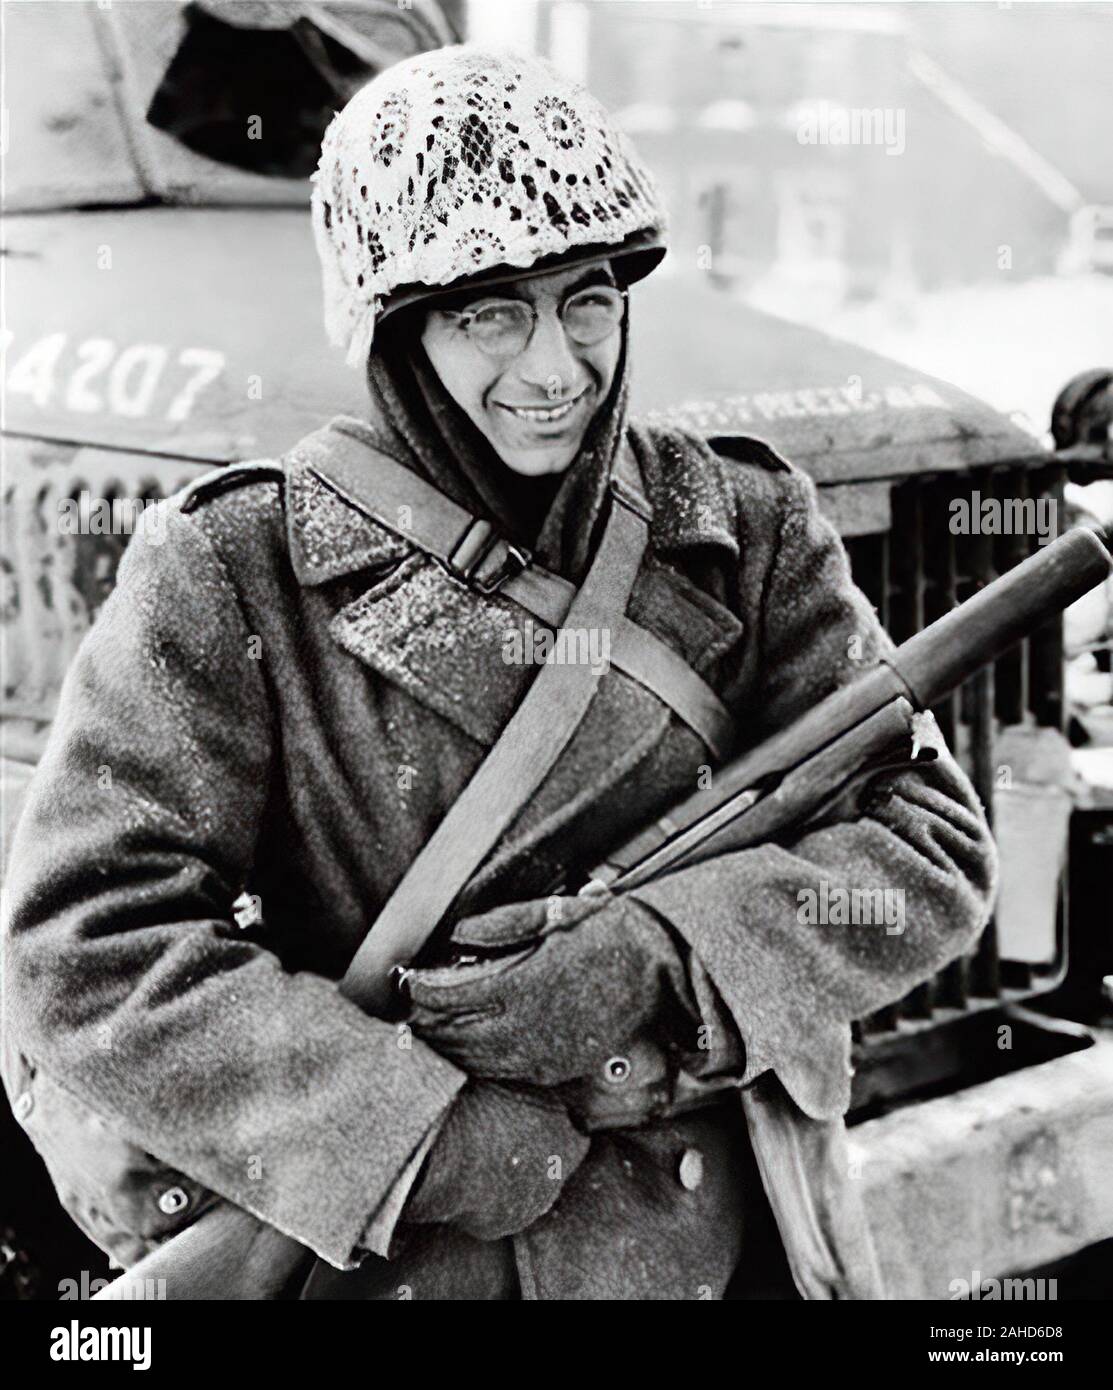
311 44 667 366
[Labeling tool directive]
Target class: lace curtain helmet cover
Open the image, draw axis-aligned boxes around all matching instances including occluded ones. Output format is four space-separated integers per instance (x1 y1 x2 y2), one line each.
311 43 668 366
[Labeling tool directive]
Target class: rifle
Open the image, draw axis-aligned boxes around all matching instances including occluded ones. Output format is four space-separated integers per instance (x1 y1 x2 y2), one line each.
94 526 1111 1299
584 525 1112 893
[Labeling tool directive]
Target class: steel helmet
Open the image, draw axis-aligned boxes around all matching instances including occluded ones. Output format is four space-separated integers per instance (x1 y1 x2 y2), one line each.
311 43 667 365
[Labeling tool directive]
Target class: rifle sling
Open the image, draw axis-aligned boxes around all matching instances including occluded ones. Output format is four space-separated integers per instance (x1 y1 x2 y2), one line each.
295 420 734 762
338 458 654 1011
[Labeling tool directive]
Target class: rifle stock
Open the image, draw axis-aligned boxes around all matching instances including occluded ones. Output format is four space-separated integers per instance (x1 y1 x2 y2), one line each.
93 1202 309 1300
93 526 1110 1300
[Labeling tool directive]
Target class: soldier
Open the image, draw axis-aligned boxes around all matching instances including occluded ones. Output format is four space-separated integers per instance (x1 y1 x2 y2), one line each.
2 45 996 1300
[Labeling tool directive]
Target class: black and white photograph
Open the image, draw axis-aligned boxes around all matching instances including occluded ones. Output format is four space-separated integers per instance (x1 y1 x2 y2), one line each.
1 0 1112 1352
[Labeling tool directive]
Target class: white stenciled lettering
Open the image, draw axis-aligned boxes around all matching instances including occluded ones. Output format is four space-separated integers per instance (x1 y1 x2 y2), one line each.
4 333 225 422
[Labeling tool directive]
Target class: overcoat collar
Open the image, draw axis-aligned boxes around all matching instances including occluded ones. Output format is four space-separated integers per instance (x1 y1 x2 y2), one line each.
285 440 413 587
285 417 740 589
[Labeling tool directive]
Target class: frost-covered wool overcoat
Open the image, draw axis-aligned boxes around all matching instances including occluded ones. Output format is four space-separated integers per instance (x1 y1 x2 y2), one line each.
1 416 997 1299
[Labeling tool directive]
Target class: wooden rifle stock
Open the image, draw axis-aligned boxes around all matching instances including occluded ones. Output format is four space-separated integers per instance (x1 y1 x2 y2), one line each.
94 526 1110 1299
93 1202 308 1300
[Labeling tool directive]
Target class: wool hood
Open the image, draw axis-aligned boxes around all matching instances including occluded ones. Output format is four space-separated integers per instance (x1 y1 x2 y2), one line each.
355 288 634 584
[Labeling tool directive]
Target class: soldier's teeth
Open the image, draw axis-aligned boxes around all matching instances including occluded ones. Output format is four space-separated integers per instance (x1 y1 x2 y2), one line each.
502 398 579 422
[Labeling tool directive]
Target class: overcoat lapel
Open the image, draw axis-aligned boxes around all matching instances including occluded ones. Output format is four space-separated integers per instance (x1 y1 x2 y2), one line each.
330 553 537 749
285 451 413 584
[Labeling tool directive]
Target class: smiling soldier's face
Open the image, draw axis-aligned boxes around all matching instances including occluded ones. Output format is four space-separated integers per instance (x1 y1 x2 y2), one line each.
420 262 623 477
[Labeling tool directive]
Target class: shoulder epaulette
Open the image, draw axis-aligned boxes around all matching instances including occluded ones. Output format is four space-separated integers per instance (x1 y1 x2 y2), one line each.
706 434 792 473
177 461 285 514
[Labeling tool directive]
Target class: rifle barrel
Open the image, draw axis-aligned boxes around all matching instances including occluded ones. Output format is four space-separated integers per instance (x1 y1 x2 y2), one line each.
895 527 1111 708
592 528 1111 888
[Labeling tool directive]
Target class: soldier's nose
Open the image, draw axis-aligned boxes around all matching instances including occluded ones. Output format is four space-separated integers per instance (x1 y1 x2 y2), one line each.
514 307 580 391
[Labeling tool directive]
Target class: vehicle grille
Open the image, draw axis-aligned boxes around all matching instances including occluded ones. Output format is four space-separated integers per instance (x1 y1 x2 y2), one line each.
843 458 1069 1042
1 441 204 745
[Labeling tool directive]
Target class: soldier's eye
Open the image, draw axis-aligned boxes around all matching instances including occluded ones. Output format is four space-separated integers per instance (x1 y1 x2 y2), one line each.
460 302 534 356
469 301 527 330
562 287 625 345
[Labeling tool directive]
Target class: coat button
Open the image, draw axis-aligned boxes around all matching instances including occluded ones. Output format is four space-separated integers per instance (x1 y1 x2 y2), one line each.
678 1147 704 1191
157 1186 190 1216
603 1055 631 1084
14 1091 33 1122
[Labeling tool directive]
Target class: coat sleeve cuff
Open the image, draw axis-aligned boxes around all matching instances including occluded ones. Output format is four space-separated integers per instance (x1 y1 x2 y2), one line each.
629 871 854 1120
356 1112 448 1261
298 1043 466 1271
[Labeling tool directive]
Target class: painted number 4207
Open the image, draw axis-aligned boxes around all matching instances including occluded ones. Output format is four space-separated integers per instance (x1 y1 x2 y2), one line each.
2 332 225 422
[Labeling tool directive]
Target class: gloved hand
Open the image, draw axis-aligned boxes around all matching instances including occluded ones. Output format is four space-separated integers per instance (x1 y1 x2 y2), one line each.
403 1079 589 1240
405 892 701 1088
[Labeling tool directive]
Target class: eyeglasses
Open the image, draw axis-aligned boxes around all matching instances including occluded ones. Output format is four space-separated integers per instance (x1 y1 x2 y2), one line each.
440 285 627 359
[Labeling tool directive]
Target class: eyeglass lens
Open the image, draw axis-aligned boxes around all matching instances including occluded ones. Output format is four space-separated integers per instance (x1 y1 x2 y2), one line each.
463 287 625 356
